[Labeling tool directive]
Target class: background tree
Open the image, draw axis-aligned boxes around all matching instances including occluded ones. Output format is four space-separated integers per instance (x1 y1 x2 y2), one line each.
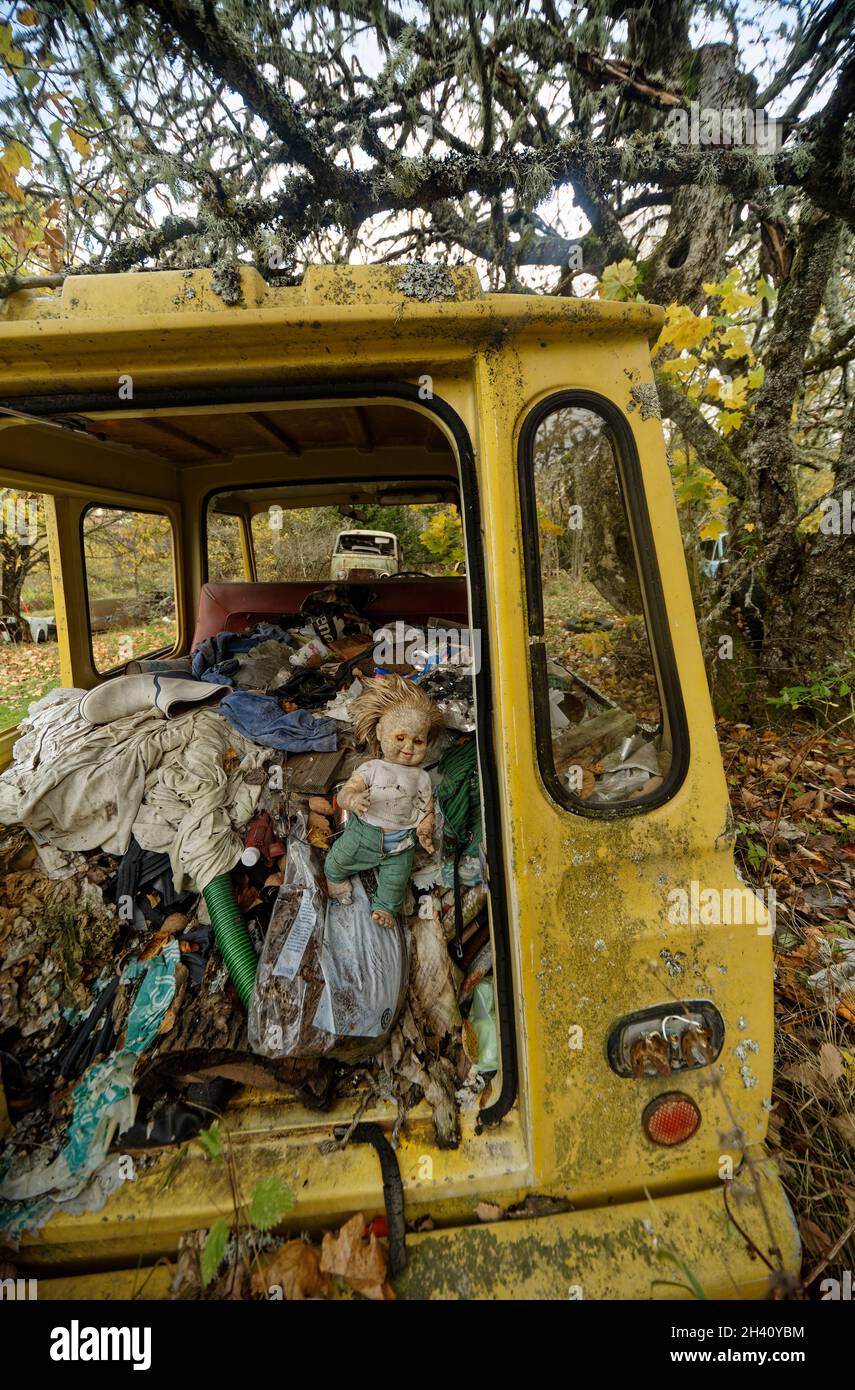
82 505 174 610
0 0 853 698
0 488 49 630
420 504 465 566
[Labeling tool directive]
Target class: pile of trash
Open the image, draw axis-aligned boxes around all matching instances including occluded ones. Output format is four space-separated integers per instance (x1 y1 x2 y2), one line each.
0 584 496 1240
546 656 671 803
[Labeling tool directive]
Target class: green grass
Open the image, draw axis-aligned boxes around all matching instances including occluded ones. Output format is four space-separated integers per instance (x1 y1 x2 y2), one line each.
0 618 177 731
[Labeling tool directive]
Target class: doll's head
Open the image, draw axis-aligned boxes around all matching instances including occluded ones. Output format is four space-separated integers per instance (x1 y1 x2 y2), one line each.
353 675 443 765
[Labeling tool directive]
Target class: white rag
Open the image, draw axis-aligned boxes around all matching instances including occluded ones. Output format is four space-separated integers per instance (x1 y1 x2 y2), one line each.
0 689 268 891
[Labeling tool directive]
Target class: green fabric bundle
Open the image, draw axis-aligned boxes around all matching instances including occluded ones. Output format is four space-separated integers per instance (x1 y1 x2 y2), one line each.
437 734 482 860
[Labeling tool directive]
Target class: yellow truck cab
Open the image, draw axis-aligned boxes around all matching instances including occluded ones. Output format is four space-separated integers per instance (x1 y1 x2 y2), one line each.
0 264 799 1299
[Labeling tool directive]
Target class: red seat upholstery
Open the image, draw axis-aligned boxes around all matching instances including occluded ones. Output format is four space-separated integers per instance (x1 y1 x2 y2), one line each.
192 579 469 646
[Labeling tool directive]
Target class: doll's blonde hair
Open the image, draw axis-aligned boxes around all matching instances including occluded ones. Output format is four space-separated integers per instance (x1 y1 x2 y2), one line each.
352 674 444 755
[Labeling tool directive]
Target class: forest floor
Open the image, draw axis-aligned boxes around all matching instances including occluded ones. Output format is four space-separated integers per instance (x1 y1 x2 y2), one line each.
0 619 176 726
720 716 855 1288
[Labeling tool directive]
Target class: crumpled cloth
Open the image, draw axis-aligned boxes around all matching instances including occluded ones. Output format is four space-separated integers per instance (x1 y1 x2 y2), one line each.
232 639 293 692
0 688 178 855
134 708 268 890
0 689 268 891
191 623 292 684
217 692 337 753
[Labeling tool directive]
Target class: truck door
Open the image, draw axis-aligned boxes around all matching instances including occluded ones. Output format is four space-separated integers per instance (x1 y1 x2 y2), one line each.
475 360 775 1205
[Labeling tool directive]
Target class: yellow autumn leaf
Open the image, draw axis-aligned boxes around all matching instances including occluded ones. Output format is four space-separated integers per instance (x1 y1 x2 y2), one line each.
719 410 744 435
660 353 700 377
18 8 39 23
699 518 728 542
703 267 739 298
0 24 11 54
66 127 91 159
723 375 749 409
0 161 24 202
574 631 612 657
1 144 22 175
704 378 722 400
755 277 775 303
747 364 765 389
657 304 713 353
706 269 758 313
709 490 737 510
598 258 640 301
721 288 758 314
720 326 755 363
687 384 702 399
838 1048 855 1078
3 140 31 173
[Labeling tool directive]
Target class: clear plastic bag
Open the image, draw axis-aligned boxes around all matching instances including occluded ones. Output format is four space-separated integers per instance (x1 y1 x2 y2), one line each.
314 877 409 1048
248 818 409 1063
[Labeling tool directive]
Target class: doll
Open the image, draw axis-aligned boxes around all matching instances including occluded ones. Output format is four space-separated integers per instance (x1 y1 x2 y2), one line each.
325 675 444 928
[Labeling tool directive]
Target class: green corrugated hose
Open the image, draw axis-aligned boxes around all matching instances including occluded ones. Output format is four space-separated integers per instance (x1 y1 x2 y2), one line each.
203 872 257 1007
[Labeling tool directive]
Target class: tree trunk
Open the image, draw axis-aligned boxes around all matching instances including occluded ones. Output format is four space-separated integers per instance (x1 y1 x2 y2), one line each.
642 44 751 308
785 412 855 672
1 548 26 627
740 211 843 684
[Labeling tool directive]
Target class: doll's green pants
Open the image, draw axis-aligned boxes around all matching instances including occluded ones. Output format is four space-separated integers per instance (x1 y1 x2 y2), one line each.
325 815 416 918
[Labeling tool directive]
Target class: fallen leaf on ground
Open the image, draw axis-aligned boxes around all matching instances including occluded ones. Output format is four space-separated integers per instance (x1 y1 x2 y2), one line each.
319 1212 395 1300
798 1215 833 1258
251 1240 328 1300
819 1042 846 1084
829 1114 855 1150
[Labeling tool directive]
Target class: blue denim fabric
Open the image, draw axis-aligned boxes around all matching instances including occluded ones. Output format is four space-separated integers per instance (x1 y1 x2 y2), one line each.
217 692 337 752
191 624 293 684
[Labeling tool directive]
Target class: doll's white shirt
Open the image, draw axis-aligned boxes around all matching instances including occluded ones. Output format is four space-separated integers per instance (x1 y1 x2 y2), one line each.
356 759 432 831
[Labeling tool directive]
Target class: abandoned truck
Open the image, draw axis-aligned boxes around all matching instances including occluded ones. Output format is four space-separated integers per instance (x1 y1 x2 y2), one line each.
0 264 799 1299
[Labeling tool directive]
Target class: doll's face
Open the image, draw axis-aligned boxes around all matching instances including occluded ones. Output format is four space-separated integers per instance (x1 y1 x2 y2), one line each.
377 708 430 765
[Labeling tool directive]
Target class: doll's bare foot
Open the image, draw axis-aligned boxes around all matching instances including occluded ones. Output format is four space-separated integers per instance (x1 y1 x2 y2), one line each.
327 877 353 906
372 908 396 929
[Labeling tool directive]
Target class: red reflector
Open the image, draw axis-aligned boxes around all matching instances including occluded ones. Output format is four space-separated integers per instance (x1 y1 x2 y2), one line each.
643 1092 701 1146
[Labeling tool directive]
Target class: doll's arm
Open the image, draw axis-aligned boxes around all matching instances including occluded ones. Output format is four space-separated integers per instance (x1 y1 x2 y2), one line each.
416 791 435 853
337 772 371 816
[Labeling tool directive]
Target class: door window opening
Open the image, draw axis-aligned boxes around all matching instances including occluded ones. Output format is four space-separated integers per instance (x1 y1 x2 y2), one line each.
519 395 688 813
